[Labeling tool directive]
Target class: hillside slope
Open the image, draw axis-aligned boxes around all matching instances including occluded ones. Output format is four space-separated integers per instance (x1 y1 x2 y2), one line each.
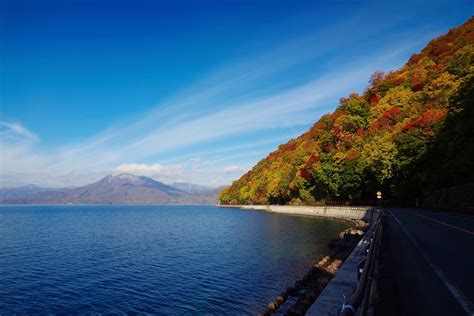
220 17 474 205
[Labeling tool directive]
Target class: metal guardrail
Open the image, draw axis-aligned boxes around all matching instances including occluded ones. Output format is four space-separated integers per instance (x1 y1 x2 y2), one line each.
339 213 382 316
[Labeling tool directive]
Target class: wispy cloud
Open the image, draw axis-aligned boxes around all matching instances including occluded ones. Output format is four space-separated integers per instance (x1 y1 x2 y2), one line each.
113 163 183 181
57 40 422 164
0 121 39 143
0 18 440 187
224 165 245 173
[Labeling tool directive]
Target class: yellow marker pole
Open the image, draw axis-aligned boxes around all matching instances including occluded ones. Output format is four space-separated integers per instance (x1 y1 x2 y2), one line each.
376 191 382 208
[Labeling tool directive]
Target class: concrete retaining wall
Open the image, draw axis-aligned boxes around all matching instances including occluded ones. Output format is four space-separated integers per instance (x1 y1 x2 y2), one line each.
222 205 373 220
307 212 379 315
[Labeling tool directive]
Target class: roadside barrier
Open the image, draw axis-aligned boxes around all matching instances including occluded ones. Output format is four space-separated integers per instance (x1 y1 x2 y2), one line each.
339 212 382 316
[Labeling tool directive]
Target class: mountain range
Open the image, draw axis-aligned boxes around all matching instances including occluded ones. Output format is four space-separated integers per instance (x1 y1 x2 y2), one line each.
0 173 225 205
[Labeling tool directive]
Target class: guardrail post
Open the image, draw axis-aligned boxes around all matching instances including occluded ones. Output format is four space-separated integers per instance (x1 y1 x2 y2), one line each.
339 215 381 316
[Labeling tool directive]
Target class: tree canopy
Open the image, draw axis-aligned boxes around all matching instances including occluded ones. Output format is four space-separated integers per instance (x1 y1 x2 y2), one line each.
220 17 474 206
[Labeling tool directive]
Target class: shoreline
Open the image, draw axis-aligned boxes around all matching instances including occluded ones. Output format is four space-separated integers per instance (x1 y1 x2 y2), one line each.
218 204 376 315
218 204 374 221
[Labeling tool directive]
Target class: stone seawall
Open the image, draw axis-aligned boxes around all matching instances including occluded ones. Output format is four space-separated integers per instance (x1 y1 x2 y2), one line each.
219 205 374 221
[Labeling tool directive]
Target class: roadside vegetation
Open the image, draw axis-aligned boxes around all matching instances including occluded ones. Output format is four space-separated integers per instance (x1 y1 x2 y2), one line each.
220 17 474 206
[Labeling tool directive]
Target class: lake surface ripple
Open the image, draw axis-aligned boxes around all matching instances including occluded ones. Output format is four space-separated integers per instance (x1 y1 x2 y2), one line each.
0 205 350 314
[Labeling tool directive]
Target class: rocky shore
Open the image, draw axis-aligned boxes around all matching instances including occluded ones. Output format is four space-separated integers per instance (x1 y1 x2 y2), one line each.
217 204 375 315
258 219 369 316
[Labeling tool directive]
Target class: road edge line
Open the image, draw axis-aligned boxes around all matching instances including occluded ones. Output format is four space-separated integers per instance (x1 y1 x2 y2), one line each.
403 209 474 235
389 210 474 315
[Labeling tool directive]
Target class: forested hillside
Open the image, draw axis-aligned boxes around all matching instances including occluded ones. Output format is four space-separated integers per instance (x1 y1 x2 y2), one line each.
220 17 474 206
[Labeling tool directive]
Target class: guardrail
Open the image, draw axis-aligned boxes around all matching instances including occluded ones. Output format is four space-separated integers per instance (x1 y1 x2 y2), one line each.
339 213 382 316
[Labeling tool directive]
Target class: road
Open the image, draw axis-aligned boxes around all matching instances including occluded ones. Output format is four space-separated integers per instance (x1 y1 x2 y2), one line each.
376 208 474 316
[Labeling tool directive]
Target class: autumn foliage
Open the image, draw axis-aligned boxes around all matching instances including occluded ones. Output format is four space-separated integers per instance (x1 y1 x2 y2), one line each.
220 17 474 205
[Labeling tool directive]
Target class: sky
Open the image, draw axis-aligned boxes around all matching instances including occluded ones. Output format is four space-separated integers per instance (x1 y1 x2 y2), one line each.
0 0 473 188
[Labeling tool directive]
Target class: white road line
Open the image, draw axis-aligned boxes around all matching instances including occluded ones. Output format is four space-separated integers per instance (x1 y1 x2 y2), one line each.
406 208 474 224
389 210 474 316
430 212 474 223
402 209 474 235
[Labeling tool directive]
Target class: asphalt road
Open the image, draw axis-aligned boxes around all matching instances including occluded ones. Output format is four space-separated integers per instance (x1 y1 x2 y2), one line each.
376 208 474 316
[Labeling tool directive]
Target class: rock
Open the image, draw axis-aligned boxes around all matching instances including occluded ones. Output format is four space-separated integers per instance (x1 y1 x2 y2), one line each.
267 302 279 311
276 296 284 304
353 219 369 230
318 256 330 266
326 259 343 274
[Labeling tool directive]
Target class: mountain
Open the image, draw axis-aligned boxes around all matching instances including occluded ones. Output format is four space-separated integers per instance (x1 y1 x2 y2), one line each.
169 186 227 204
167 183 226 204
220 17 474 206
170 182 213 194
0 184 60 200
1 174 221 204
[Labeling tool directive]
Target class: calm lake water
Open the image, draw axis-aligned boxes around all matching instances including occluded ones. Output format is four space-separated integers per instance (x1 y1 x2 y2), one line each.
0 205 350 315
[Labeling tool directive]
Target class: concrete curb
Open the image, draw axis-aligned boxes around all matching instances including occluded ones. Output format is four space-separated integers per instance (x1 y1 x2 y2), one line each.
306 213 380 315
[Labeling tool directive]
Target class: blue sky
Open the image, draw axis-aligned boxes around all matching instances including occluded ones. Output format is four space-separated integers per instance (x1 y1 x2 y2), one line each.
0 0 473 187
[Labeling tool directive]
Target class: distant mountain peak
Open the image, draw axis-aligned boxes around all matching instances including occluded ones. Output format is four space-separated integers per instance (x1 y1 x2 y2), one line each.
107 173 139 179
102 173 154 185
1 173 222 204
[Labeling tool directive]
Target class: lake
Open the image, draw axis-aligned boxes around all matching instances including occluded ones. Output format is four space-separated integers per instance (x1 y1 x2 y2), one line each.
0 205 350 314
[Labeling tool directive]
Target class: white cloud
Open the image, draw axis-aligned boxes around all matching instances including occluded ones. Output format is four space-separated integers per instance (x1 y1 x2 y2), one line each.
224 165 245 173
114 163 182 178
